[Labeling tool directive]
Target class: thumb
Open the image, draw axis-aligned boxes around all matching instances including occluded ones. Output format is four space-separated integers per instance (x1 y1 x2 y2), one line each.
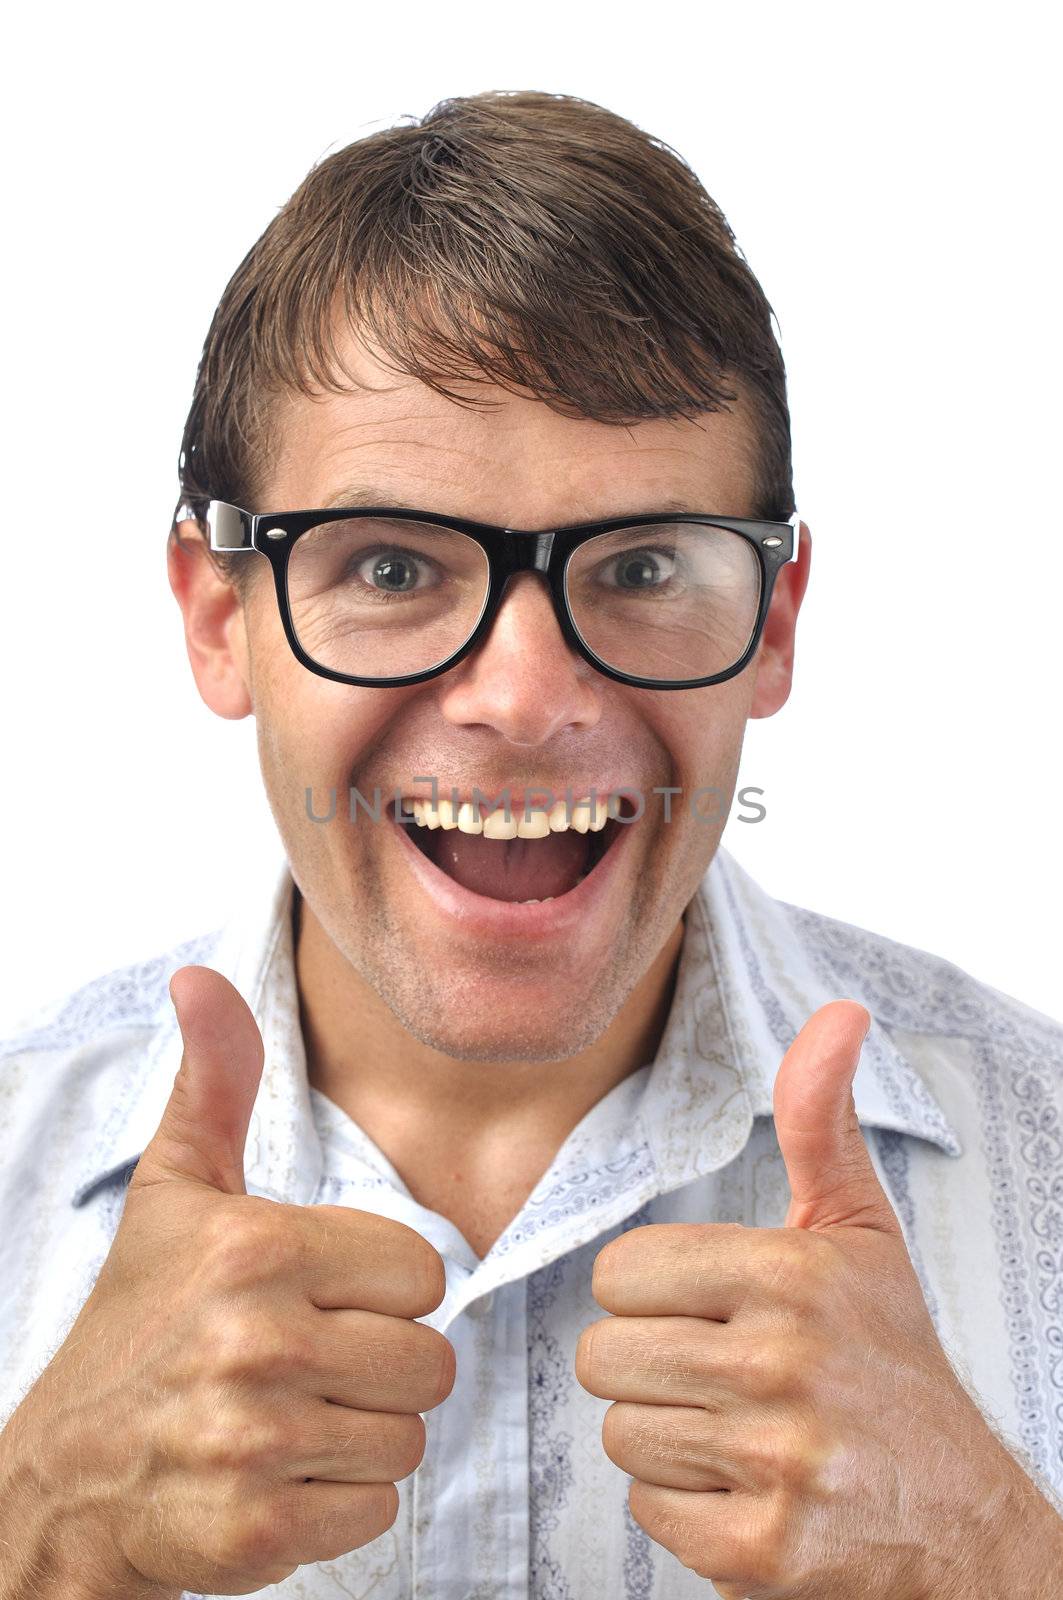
129 964 265 1196
773 1000 900 1235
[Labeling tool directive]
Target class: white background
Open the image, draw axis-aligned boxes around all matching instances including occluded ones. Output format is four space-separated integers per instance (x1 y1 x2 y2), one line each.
1 1 1059 1030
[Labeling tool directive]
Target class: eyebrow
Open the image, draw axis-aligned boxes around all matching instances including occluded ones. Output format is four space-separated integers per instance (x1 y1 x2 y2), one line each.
318 483 704 519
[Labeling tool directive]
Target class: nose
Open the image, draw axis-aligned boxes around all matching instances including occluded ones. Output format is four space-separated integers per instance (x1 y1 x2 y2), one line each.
437 572 602 745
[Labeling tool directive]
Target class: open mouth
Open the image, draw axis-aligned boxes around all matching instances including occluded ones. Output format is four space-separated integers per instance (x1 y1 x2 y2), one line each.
389 795 637 904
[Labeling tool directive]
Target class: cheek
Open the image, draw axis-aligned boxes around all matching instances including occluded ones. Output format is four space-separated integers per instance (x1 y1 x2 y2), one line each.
249 663 403 827
638 682 753 862
647 679 753 787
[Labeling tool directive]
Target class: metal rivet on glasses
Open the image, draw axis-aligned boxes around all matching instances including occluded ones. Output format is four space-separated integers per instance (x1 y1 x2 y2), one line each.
761 536 783 547
265 527 288 541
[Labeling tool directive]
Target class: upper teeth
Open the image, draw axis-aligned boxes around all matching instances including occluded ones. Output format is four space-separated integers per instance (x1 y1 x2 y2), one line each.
402 795 615 839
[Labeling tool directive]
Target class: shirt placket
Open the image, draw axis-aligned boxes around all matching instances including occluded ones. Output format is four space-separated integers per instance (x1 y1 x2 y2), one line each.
414 1272 530 1599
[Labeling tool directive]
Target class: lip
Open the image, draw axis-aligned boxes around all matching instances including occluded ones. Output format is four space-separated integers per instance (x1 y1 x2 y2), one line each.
388 803 636 940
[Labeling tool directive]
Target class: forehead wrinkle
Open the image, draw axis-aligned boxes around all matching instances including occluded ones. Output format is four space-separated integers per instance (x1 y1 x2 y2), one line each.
315 418 481 460
275 400 754 521
313 457 746 521
270 398 474 477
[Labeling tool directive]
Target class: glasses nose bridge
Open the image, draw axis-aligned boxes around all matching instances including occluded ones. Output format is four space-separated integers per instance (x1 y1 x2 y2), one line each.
489 527 559 610
502 527 556 575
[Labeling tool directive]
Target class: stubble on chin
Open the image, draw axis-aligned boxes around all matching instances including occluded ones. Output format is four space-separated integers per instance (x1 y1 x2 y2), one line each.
284 781 718 1063
332 828 686 1063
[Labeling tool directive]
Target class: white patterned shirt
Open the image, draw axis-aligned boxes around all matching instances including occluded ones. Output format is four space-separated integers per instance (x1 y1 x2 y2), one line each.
2 844 1062 1599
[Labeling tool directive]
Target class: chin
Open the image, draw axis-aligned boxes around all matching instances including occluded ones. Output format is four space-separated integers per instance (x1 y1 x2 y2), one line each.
381 975 629 1065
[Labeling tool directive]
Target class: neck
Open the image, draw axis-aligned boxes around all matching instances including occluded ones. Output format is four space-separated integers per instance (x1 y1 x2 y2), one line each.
292 886 685 1178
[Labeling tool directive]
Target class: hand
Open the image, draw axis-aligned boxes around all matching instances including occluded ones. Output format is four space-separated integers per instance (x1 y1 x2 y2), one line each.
1 965 455 1599
574 1000 1021 1600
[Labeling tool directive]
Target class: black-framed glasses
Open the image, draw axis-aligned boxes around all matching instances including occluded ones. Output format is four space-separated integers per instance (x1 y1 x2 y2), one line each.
178 497 799 691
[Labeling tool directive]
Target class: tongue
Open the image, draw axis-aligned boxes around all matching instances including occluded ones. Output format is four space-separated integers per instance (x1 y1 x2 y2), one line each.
425 828 592 901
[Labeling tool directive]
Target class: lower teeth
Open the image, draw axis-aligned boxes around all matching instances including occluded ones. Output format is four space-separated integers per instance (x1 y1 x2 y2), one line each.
520 869 587 905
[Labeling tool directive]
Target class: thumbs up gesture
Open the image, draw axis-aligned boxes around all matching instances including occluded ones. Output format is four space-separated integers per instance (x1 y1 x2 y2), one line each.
1 966 455 1600
574 1001 1024 1599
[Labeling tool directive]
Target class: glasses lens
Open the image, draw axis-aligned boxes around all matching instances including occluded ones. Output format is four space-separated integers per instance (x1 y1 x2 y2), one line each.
564 522 763 682
286 517 490 679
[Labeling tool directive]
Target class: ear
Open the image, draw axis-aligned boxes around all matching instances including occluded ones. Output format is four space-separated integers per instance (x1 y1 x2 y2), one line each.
748 520 811 718
167 520 254 720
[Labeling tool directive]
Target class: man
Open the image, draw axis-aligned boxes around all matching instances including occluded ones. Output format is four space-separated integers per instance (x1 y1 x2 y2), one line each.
1 88 1061 1600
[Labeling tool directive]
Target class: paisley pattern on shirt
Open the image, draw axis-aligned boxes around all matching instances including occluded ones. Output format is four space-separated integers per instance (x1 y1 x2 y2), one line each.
1 844 1061 1599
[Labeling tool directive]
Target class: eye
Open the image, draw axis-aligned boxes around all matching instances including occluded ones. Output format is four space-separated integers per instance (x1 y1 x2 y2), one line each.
601 547 679 590
353 548 436 593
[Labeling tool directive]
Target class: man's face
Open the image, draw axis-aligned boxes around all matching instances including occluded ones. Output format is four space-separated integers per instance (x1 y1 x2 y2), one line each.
175 324 805 1063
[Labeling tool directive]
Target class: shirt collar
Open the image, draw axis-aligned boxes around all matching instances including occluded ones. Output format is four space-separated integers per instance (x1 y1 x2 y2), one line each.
695 849 962 1158
70 847 323 1209
70 841 960 1212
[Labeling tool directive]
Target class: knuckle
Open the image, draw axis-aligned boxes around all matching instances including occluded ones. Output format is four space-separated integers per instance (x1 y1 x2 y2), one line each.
206 1308 261 1383
793 1229 839 1295
717 1336 776 1398
198 1403 290 1474
629 1480 707 1576
201 1205 296 1291
770 1331 821 1400
751 1234 807 1296
196 1204 242 1263
747 1493 797 1585
667 1487 795 1588
743 1422 803 1491
724 1333 817 1402
254 1317 312 1379
213 1500 289 1578
653 1340 702 1398
208 1310 277 1382
206 1308 309 1385
757 1231 837 1309
600 1402 649 1469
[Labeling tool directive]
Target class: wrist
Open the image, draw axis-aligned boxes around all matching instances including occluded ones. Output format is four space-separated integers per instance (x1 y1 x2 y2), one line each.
0 1400 176 1600
920 1434 1063 1600
980 1454 1063 1600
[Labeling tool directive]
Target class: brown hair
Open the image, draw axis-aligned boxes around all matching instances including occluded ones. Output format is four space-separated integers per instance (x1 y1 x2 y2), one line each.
171 89 793 588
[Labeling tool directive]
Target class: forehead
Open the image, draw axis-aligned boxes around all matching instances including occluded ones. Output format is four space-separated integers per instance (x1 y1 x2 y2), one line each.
260 320 759 523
